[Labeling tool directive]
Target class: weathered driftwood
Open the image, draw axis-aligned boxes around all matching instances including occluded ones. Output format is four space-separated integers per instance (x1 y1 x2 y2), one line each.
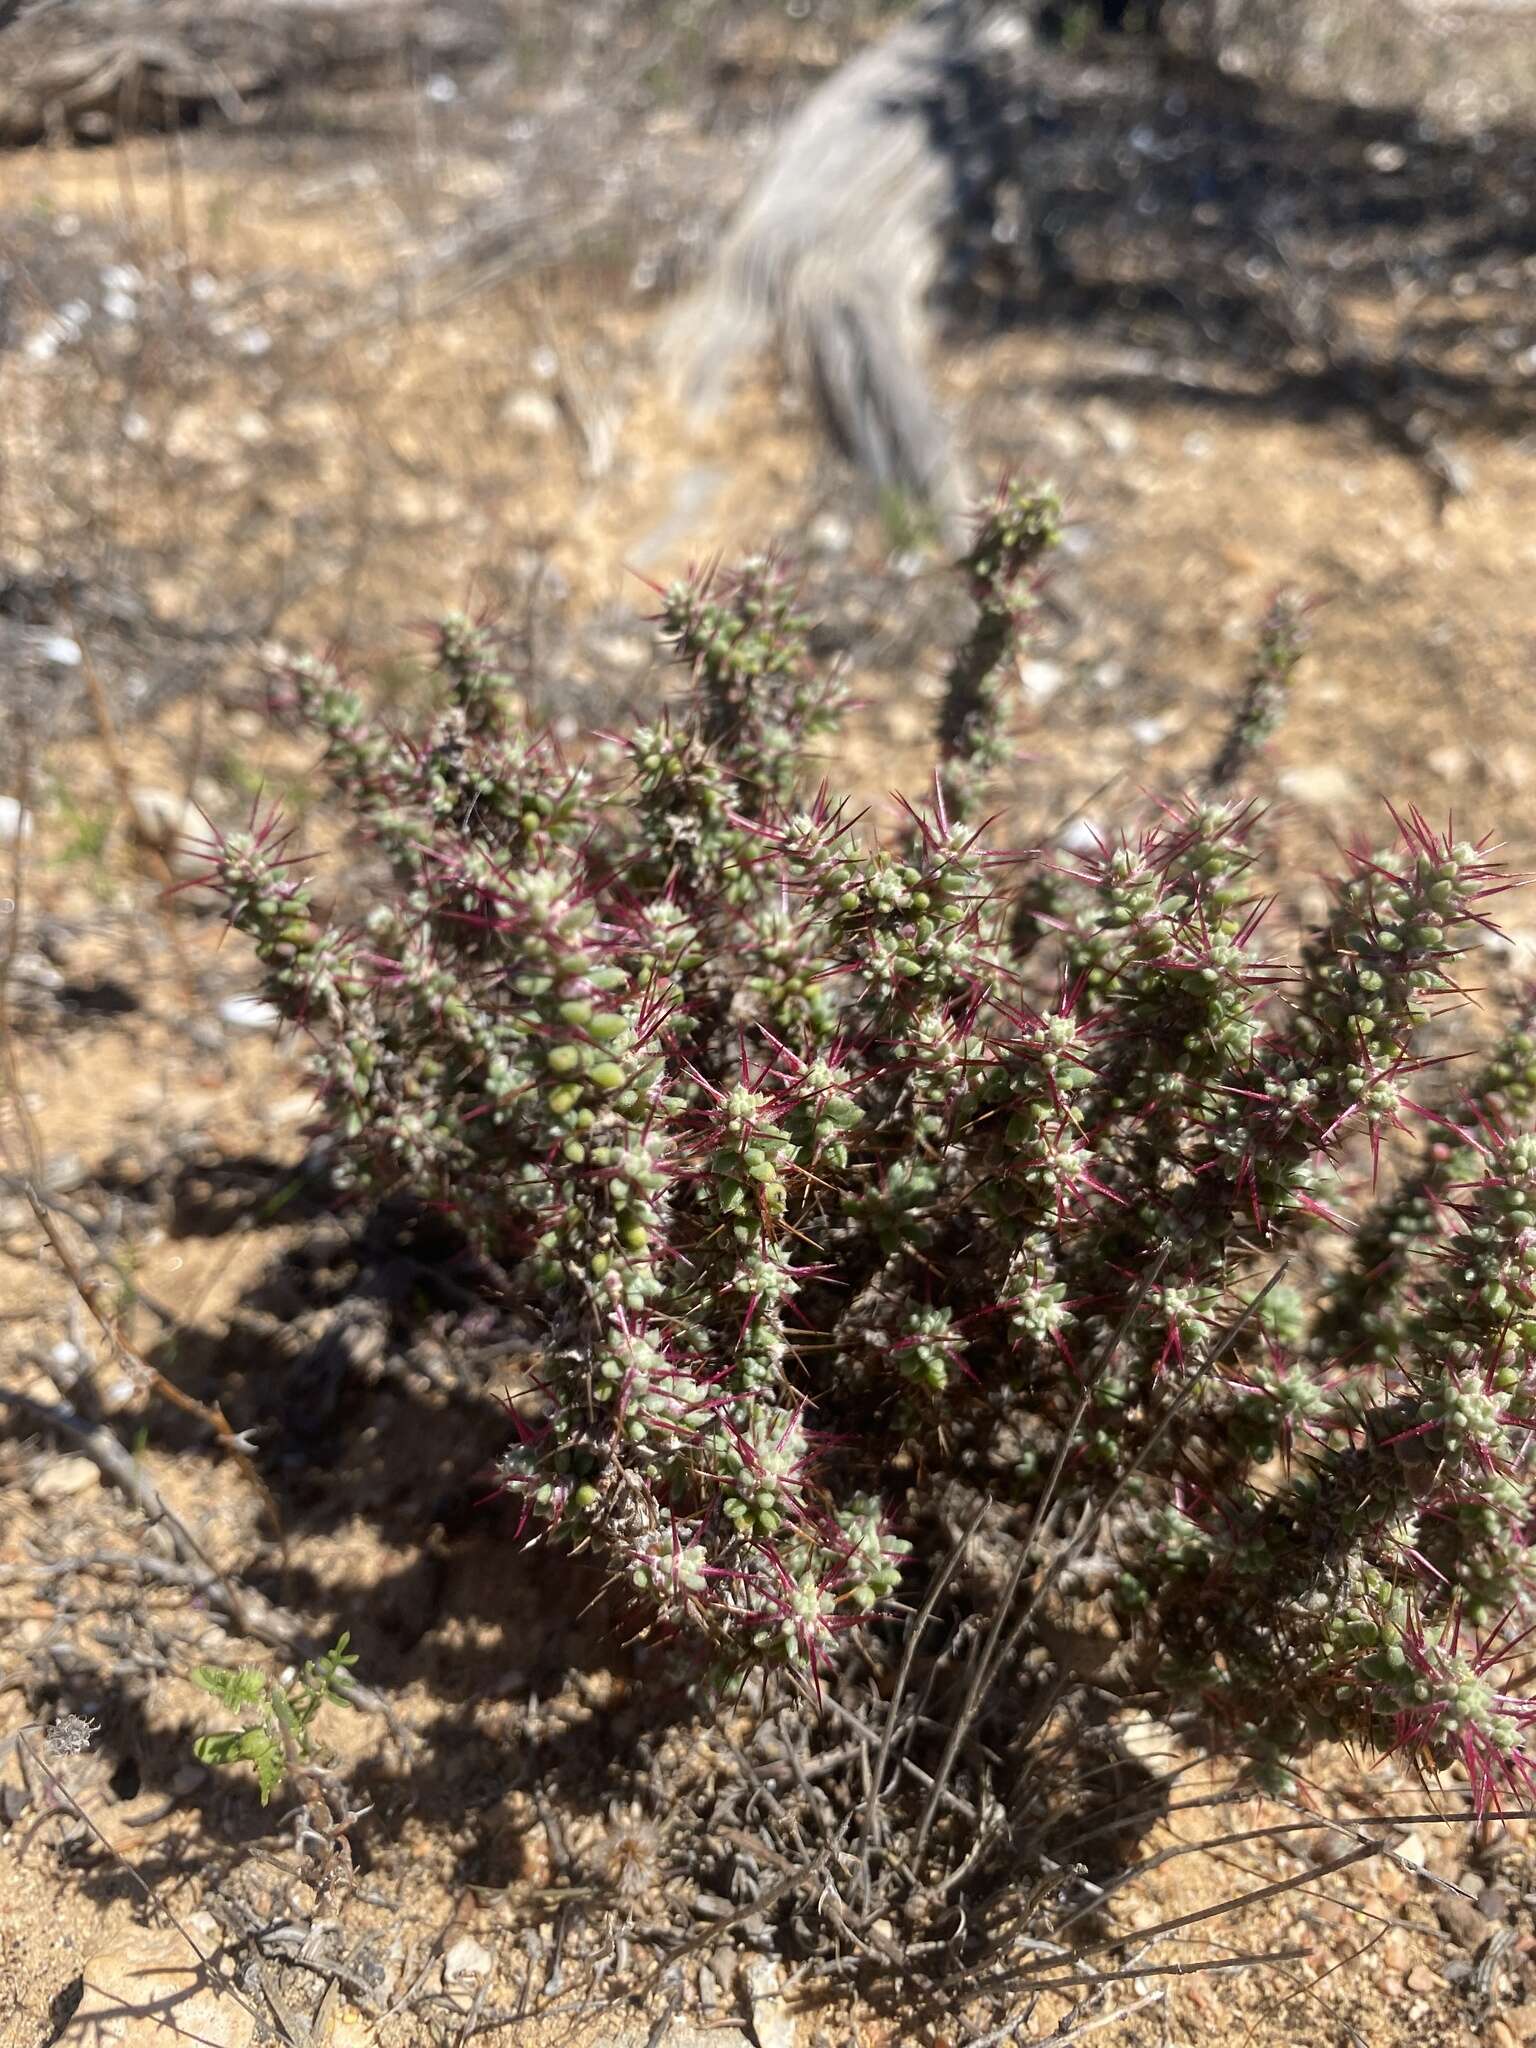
0 0 503 145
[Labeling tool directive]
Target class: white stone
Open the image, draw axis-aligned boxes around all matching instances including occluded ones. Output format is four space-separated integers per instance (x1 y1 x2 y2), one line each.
1115 1709 1179 1767
31 1454 101 1503
807 511 852 554
218 996 281 1034
11 953 63 993
1085 399 1137 456
1019 657 1064 706
0 795 34 846
1059 816 1105 857
441 1934 493 1988
502 389 560 438
128 786 200 852
1391 1830 1429 1872
742 1958 796 2048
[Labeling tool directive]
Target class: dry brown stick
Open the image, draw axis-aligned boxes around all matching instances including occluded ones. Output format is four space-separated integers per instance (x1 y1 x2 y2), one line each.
650 1843 835 1982
967 1985 1165 2048
15 1174 287 1548
1001 1834 1384 1996
909 1245 1176 1871
996 1945 1313 1997
1 1386 244 1607
1047 1803 1492 1954
0 718 29 1039
855 1498 986 1907
0 1385 409 1746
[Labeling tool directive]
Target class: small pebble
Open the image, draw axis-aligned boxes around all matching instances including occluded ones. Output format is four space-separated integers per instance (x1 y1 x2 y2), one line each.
10 953 63 995
0 795 33 847
267 1093 318 1127
98 1375 139 1414
1019 657 1064 706
440 1934 493 1988
31 1454 101 1503
43 1153 85 1194
1085 400 1137 456
128 785 199 852
1058 816 1104 857
218 995 281 1033
501 389 560 438
743 1957 794 2048
807 511 852 555
1391 1830 1428 1870
1057 521 1095 558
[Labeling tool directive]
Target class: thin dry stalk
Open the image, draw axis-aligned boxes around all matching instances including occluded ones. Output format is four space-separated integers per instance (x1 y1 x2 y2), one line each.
0 1384 408 1743
910 1245 1177 1869
15 1722 265 2030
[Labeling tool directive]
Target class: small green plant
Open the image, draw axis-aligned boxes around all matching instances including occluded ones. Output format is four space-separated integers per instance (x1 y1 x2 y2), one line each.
876 481 945 556
190 1634 358 1806
51 788 116 886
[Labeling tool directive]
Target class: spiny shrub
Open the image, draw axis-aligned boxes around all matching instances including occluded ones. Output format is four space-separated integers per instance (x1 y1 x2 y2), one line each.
207 487 1536 1806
